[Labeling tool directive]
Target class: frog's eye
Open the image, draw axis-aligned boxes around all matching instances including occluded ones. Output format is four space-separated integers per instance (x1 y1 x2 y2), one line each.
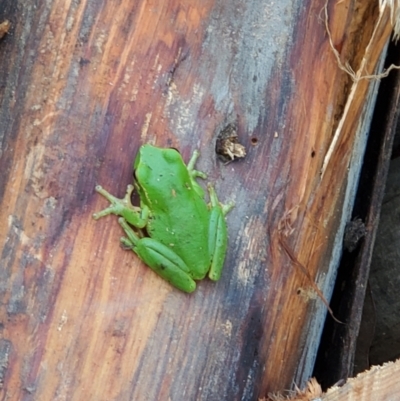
163 148 182 164
135 164 151 183
169 147 180 154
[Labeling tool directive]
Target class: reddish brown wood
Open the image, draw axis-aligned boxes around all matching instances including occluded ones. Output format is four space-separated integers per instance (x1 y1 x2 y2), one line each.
0 0 395 399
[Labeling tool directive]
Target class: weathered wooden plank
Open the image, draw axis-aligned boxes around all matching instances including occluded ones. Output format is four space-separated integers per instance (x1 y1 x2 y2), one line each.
315 38 400 388
0 0 395 399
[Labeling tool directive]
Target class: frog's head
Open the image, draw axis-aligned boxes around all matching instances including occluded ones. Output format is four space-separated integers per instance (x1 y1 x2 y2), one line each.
134 145 182 171
133 144 185 188
134 144 154 171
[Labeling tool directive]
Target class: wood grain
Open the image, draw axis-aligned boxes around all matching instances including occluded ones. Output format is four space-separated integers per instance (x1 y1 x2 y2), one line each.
265 359 400 401
323 359 400 401
0 0 394 399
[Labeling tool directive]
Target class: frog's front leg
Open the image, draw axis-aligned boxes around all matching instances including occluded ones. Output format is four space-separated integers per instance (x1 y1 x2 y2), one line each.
118 218 197 293
207 184 235 281
186 149 208 197
93 184 149 228
187 150 207 179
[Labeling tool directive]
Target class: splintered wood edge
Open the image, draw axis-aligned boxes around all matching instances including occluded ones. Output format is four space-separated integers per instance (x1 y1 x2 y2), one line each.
263 358 400 401
323 359 400 401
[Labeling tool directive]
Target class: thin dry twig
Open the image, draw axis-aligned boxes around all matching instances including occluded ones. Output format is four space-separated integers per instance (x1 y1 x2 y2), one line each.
381 0 400 40
324 0 400 82
278 234 342 324
321 0 400 177
277 210 343 324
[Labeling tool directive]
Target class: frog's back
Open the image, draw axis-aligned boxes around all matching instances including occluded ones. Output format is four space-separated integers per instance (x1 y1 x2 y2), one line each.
135 146 212 278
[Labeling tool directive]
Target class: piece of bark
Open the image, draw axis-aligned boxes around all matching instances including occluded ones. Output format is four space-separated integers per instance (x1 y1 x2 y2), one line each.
322 359 400 401
265 358 400 401
0 0 397 400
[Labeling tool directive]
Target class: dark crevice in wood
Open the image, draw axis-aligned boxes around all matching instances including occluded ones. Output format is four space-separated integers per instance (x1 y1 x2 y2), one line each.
313 38 400 390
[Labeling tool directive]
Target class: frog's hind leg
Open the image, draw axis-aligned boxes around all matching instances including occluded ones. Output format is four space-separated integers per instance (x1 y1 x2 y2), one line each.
118 218 197 293
207 184 234 281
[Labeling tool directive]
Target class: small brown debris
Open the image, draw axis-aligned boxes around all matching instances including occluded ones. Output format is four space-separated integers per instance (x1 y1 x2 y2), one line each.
215 123 246 162
0 20 11 40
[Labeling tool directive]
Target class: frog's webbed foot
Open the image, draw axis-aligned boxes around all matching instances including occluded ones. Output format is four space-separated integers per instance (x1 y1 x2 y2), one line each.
191 169 207 180
118 217 141 247
207 183 234 216
93 184 148 228
93 185 136 218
